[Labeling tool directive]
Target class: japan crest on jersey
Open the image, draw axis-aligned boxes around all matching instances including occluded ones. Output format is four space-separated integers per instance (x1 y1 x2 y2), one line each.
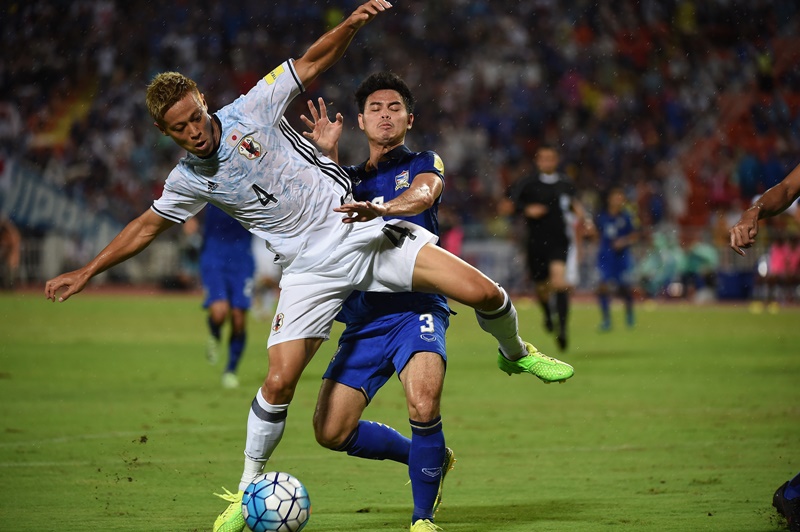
238 135 262 160
395 170 410 191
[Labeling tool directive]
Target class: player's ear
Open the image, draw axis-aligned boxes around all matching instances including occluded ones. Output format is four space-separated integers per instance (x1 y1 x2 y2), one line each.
153 121 167 136
407 113 414 130
357 113 365 131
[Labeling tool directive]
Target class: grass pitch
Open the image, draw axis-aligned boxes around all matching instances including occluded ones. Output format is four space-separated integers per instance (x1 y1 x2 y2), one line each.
0 291 798 531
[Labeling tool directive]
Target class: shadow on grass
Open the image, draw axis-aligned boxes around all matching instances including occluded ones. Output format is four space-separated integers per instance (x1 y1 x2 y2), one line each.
317 500 589 531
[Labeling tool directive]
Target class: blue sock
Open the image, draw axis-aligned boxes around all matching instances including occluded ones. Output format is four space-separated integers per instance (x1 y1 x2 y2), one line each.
336 420 410 463
208 316 221 340
226 332 246 373
599 294 610 324
622 289 634 326
409 416 446 523
785 471 800 500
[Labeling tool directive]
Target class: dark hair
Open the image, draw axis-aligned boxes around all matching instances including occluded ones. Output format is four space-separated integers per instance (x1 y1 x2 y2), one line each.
354 72 415 114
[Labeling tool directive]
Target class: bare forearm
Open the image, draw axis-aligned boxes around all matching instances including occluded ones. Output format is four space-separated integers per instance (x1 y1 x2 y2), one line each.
83 213 170 278
294 1 390 85
752 175 800 220
383 186 436 217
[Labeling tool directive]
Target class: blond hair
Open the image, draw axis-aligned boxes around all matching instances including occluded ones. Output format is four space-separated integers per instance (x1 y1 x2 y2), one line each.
145 72 199 123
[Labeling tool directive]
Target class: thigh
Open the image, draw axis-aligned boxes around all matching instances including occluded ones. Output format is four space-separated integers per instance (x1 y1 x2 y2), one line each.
268 272 349 348
549 260 568 288
324 311 448 402
201 263 227 308
412 243 500 308
314 378 368 439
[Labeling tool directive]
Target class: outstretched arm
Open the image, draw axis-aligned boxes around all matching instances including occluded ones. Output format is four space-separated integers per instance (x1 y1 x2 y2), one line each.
334 173 442 223
729 162 800 255
293 0 392 87
45 209 175 302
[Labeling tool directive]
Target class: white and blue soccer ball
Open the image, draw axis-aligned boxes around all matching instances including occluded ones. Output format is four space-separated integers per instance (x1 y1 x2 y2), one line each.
242 471 311 532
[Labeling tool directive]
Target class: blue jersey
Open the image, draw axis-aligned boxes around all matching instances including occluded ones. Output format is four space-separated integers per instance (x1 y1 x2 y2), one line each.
201 204 254 265
596 209 636 281
336 146 450 324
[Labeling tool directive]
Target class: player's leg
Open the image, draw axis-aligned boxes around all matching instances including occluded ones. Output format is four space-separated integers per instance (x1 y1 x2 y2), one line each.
528 248 554 333
412 243 574 383
221 307 247 388
399 351 454 526
215 276 347 532
314 379 411 461
213 337 322 532
548 259 570 351
206 299 229 365
221 271 254 388
314 323 413 462
597 280 612 331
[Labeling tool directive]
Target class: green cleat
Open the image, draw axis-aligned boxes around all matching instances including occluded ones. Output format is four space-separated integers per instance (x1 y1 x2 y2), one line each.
213 487 245 532
410 519 443 531
433 447 456 516
497 342 574 383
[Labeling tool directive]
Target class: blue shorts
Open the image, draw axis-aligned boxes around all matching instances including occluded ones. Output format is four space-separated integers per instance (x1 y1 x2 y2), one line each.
201 260 255 310
598 254 633 286
323 309 449 402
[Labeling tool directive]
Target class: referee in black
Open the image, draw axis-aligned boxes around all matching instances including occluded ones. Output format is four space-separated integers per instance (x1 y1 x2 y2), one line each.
507 145 592 351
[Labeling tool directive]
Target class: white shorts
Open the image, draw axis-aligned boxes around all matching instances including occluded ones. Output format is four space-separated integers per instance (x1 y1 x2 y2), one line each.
267 219 438 347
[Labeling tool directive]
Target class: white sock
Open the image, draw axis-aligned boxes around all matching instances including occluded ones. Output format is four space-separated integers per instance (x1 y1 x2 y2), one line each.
240 389 289 491
475 287 527 360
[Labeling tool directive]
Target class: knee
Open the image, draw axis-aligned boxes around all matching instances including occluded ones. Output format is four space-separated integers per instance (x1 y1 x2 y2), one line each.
407 395 441 423
208 305 229 324
469 279 504 311
312 416 353 451
261 374 297 405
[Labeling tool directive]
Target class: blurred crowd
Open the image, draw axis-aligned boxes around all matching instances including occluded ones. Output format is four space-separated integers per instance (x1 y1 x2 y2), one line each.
2 0 800 293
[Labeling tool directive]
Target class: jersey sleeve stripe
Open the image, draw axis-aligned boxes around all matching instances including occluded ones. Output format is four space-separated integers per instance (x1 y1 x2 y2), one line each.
286 59 304 93
278 118 352 197
150 205 185 224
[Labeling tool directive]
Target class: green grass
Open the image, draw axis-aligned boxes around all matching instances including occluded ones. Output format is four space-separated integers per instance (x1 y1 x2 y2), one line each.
0 291 798 531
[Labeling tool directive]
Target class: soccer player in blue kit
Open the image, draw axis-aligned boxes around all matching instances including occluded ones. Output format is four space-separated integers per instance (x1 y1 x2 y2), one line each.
301 72 454 531
200 204 255 388
43 3 573 531
595 187 639 331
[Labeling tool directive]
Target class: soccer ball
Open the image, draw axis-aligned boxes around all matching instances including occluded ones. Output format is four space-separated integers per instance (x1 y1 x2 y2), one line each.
242 472 311 532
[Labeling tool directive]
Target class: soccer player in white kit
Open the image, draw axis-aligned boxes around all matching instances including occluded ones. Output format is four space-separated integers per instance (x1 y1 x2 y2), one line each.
43 2 574 530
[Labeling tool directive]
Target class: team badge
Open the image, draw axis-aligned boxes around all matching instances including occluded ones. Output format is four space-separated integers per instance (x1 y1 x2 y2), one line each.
272 313 284 332
433 153 445 175
238 136 262 160
394 170 410 191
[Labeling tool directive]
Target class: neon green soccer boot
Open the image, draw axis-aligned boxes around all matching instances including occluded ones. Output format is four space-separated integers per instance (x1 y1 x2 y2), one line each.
213 487 245 532
410 519 443 531
433 447 456 516
497 342 574 383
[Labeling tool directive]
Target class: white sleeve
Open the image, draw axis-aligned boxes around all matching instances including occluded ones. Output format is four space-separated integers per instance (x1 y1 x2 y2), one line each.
233 59 304 128
151 169 207 224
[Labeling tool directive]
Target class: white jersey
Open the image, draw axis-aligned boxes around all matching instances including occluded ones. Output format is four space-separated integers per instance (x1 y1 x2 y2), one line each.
151 60 353 270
